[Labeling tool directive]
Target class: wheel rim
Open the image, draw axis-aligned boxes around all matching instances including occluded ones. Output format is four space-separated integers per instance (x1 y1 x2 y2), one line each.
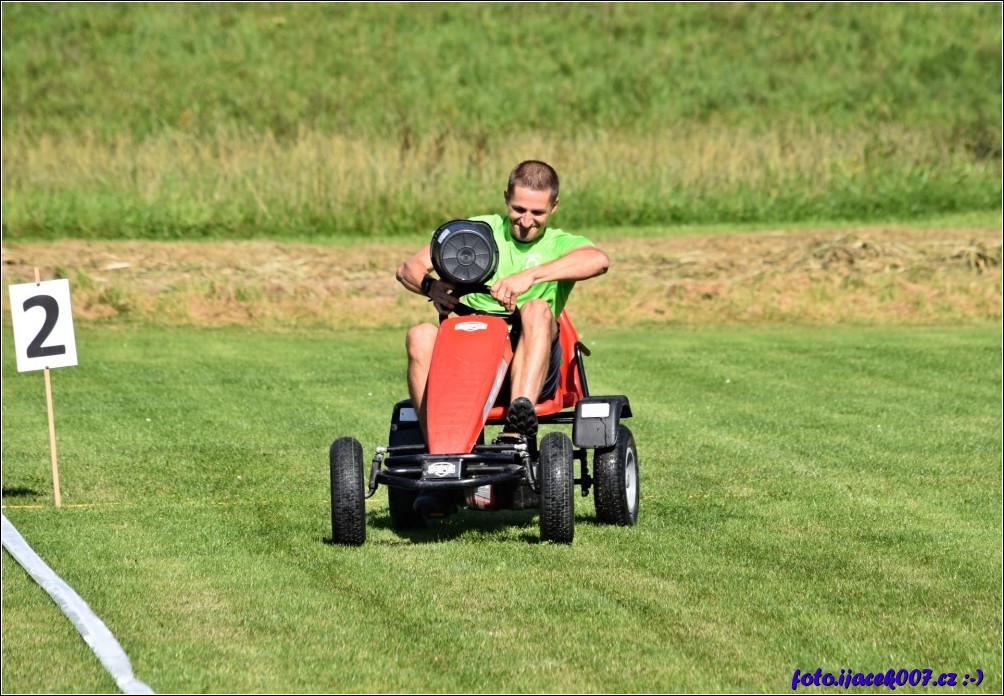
624 447 638 515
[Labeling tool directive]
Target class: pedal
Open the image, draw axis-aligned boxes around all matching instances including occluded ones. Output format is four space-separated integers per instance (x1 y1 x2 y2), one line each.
492 431 526 446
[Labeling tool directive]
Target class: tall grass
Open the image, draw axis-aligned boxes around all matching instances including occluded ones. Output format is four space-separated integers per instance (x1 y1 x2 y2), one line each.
2 125 998 240
2 3 1001 238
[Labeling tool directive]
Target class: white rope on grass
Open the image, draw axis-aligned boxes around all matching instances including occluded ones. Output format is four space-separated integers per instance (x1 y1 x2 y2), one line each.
1 514 155 695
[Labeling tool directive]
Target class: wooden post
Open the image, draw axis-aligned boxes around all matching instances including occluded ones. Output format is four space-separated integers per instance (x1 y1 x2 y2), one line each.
34 267 62 508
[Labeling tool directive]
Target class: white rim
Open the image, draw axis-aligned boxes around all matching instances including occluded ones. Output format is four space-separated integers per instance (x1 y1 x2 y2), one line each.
624 447 638 515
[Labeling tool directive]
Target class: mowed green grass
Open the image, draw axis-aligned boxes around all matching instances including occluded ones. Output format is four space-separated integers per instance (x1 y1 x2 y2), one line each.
1 324 1000 693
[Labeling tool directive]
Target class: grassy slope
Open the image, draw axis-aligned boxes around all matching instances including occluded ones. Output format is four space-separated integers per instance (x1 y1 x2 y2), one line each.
3 3 1000 138
2 324 1000 693
2 3 1001 238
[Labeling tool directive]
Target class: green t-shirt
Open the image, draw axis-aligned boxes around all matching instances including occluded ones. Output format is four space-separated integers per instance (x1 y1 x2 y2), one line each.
458 214 594 317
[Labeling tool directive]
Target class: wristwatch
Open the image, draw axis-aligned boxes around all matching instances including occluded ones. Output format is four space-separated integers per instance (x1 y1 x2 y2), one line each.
420 274 435 297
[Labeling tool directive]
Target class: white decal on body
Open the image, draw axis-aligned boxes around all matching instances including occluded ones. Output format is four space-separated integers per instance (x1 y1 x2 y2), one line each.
455 321 489 332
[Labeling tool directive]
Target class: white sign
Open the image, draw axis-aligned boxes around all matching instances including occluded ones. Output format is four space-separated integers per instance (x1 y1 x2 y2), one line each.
9 279 79 372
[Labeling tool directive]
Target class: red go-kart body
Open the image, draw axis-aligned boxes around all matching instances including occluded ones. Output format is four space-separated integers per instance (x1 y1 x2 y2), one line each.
329 307 637 546
425 311 585 455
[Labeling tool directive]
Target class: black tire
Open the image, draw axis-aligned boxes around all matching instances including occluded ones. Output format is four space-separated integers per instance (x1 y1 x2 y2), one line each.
593 425 639 526
387 486 426 530
538 431 575 544
329 437 366 546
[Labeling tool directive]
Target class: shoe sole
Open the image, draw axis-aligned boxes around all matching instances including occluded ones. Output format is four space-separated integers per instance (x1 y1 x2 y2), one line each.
505 398 538 438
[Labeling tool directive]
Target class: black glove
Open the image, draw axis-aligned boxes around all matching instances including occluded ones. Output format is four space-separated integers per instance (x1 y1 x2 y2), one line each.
421 275 459 317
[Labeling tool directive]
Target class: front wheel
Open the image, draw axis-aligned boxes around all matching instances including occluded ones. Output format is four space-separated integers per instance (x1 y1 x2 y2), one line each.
329 437 366 545
539 431 575 544
593 425 639 526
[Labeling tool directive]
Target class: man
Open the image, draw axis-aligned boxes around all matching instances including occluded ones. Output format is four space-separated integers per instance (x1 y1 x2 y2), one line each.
396 159 609 442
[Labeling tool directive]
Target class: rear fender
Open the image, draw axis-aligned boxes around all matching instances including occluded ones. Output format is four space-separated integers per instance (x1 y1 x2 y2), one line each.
389 400 425 448
572 396 632 449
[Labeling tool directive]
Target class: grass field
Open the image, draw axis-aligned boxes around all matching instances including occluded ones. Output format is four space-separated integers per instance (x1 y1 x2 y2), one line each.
2 2 1001 692
2 323 1000 693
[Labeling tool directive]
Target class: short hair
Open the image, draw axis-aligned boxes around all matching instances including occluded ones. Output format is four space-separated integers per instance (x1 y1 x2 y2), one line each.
507 160 559 203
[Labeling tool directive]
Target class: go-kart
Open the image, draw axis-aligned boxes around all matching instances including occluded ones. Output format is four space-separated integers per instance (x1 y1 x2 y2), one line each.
328 220 638 545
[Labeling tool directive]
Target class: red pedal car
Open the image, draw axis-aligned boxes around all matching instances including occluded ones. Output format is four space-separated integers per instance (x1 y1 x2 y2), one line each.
329 221 638 545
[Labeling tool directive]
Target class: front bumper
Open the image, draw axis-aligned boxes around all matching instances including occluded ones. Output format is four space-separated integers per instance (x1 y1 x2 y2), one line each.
367 443 531 496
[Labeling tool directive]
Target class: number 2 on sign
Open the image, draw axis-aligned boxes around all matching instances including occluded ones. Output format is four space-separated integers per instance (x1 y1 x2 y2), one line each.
9 279 78 372
23 294 68 358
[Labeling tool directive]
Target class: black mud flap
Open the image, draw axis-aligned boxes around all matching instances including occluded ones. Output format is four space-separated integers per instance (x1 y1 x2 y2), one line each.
572 396 632 449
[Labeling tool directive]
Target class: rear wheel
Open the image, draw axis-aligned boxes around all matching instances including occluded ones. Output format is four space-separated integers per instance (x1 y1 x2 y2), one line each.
329 437 366 545
387 487 426 530
593 425 639 526
539 432 574 544
386 409 428 530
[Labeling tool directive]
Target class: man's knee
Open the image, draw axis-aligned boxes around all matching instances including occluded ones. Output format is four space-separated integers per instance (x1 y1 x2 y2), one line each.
519 299 557 338
406 323 438 358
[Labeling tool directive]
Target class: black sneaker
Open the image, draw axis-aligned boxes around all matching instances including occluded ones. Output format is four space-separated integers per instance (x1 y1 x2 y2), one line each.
504 397 538 438
413 492 456 518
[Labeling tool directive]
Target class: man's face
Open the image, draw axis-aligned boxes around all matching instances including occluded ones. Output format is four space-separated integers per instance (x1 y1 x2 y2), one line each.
505 185 559 243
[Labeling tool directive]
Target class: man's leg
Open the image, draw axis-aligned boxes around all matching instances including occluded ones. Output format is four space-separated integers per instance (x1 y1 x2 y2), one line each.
405 322 458 516
508 300 558 402
505 300 557 436
406 323 461 516
406 323 439 442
